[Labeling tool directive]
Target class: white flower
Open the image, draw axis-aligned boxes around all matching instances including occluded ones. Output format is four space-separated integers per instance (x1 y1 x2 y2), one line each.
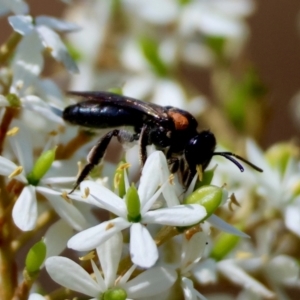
0 0 28 16
68 151 207 268
0 121 86 231
47 232 177 299
179 232 208 300
179 0 254 38
28 294 46 300
247 140 300 236
8 15 79 95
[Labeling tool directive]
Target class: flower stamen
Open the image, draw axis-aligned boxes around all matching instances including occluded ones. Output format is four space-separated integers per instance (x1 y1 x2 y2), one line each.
7 126 19 136
8 166 23 178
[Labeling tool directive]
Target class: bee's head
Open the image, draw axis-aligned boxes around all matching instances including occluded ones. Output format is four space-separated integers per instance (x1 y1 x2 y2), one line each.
185 130 263 173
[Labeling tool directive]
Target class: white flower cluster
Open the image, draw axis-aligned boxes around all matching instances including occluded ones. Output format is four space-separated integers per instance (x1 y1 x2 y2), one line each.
0 1 299 300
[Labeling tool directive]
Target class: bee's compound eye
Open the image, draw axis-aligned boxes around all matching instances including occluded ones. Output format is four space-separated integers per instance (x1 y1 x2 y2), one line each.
184 131 216 169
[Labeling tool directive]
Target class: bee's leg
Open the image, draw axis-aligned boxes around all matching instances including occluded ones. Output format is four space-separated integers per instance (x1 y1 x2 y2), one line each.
70 129 136 193
168 157 180 173
139 126 149 166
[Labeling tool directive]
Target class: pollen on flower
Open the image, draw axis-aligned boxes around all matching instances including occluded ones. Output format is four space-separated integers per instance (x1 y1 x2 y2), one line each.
61 191 72 203
106 222 114 230
45 46 53 53
235 251 253 259
8 166 23 178
77 161 83 176
168 173 175 185
185 225 202 240
82 187 90 199
196 164 203 181
114 172 121 189
48 130 59 136
79 251 95 261
117 162 131 171
7 127 19 136
229 193 240 211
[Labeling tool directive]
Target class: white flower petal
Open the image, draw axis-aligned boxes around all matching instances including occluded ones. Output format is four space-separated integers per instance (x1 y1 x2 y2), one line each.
118 264 136 286
266 255 299 284
36 16 80 32
123 0 178 25
138 151 164 207
28 293 46 300
0 95 9 106
181 277 197 300
143 204 206 226
129 223 158 268
141 180 168 214
34 79 64 107
139 151 179 208
96 232 123 288
0 0 29 15
91 260 106 291
8 15 33 35
81 181 127 217
44 219 74 258
181 232 207 273
9 119 33 175
0 156 26 182
192 258 217 285
37 186 87 231
45 256 102 297
12 185 37 231
218 260 274 299
10 32 43 95
41 176 76 185
68 217 129 251
36 25 79 74
124 266 177 298
208 215 249 238
152 80 186 109
285 199 300 237
22 95 64 124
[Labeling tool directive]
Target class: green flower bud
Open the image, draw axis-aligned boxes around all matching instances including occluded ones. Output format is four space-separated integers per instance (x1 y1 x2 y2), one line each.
103 288 127 300
126 183 141 222
25 239 47 274
184 185 226 221
6 93 21 107
210 231 241 261
266 142 298 176
27 147 56 185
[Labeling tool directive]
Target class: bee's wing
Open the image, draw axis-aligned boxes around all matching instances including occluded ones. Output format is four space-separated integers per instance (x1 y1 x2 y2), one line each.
67 91 169 123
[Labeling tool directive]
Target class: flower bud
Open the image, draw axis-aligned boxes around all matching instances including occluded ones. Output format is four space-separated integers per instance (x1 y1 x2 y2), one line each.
210 231 241 261
126 183 141 222
103 288 127 300
6 93 21 107
184 185 226 220
27 147 56 185
25 239 46 274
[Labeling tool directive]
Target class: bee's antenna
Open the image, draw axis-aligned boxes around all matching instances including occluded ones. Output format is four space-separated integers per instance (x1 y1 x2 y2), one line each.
213 152 263 173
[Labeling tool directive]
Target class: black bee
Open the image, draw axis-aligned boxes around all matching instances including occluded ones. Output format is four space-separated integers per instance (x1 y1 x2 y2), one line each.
63 91 262 192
